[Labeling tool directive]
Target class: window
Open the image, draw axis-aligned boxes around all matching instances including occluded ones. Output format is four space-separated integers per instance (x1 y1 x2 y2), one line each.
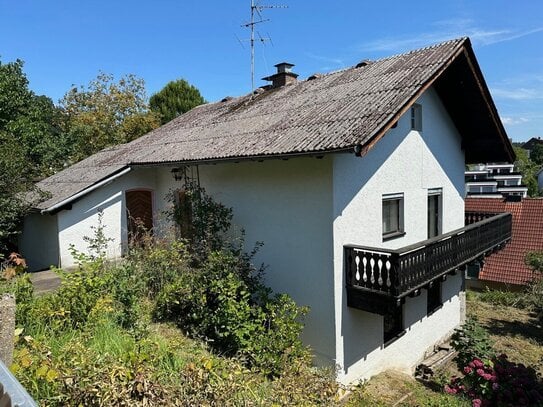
383 306 404 345
383 193 404 240
427 281 442 314
427 188 442 239
410 103 422 131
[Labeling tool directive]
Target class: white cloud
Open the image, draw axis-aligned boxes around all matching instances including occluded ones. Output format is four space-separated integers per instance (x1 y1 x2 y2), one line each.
491 87 543 101
356 23 543 53
501 116 529 125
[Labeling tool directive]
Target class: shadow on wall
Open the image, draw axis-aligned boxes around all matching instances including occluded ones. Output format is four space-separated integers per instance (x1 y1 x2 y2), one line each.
343 308 382 374
342 278 459 375
57 191 123 266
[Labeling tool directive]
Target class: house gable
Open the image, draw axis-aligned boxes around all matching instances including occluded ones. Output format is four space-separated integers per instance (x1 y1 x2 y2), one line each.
332 85 466 383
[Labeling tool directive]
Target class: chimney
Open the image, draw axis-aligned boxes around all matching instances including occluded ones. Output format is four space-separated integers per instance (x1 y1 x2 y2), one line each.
262 62 298 88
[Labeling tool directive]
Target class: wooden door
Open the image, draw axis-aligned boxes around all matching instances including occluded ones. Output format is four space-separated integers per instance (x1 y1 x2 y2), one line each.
126 190 153 239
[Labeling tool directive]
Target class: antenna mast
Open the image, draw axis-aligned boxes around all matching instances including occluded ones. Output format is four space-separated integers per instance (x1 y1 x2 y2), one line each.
241 0 287 92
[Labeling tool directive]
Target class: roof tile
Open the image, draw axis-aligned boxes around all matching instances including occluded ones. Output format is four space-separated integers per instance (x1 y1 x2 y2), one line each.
466 197 543 286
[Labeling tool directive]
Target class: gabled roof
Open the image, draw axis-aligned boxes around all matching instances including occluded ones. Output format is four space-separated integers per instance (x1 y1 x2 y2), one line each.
35 37 514 212
465 197 543 286
522 137 543 150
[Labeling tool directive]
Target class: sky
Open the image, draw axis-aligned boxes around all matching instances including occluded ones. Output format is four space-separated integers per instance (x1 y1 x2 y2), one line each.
0 0 541 142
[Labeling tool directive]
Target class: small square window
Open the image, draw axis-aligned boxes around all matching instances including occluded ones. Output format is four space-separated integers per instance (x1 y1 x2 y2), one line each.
427 281 442 314
384 307 404 345
410 104 422 131
383 193 404 240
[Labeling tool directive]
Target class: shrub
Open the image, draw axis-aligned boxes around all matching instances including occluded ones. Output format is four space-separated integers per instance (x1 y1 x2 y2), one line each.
154 249 310 376
451 318 495 368
446 355 543 406
165 182 233 264
477 288 521 308
126 237 190 297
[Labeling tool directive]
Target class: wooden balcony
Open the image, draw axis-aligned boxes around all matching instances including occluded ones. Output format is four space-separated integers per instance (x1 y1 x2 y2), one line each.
345 213 512 314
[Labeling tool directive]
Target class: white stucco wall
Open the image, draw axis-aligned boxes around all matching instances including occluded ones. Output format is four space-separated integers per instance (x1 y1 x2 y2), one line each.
332 87 466 383
154 158 336 364
56 169 158 269
19 212 59 271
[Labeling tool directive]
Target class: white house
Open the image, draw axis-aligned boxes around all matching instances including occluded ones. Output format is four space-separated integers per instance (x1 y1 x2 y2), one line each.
20 38 513 384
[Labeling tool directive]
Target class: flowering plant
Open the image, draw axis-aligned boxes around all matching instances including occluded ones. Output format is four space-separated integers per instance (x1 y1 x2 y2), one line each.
445 354 543 406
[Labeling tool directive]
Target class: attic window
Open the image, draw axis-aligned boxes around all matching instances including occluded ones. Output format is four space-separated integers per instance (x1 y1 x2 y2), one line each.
411 104 422 131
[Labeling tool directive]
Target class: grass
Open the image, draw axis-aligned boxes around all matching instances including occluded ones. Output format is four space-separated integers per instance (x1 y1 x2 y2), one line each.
344 371 469 407
467 290 543 376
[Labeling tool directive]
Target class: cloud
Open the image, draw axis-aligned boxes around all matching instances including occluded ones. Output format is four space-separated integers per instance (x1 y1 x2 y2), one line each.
501 116 529 125
491 87 543 101
356 24 543 53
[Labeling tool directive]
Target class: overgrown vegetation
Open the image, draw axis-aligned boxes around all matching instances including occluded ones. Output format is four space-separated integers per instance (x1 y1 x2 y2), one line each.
443 292 543 406
1 185 340 405
451 318 495 368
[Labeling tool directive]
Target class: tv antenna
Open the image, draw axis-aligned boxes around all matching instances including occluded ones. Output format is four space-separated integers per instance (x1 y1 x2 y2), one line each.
240 0 287 92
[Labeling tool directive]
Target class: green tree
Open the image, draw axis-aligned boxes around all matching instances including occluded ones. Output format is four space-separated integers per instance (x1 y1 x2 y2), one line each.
513 146 540 196
530 144 543 166
149 79 205 125
0 59 63 253
61 72 160 161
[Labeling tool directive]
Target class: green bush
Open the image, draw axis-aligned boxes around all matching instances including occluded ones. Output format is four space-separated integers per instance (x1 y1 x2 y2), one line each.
166 182 233 264
451 318 495 368
126 237 190 297
477 288 521 308
154 249 310 376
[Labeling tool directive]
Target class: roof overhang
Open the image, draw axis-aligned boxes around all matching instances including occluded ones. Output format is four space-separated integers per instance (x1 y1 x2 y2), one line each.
41 167 132 214
358 38 514 164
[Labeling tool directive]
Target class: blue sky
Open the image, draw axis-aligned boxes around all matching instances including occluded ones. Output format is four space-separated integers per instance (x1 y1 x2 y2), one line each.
0 0 541 141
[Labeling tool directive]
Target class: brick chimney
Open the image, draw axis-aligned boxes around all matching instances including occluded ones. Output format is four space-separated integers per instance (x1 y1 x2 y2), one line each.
262 62 298 88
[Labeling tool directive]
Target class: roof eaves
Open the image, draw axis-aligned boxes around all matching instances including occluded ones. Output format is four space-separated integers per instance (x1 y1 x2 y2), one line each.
357 38 468 158
41 166 131 213
460 41 515 162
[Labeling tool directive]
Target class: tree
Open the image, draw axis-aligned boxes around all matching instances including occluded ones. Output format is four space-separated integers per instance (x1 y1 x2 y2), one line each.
149 79 205 125
61 72 160 161
0 59 61 253
530 144 543 166
513 146 540 197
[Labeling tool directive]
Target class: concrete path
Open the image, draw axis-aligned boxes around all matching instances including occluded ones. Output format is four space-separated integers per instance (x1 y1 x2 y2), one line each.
29 270 61 296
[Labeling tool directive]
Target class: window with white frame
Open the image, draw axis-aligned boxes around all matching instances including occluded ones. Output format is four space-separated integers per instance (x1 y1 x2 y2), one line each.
410 103 422 131
382 193 404 240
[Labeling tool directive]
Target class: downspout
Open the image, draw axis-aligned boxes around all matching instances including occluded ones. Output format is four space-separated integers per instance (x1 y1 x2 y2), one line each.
41 167 132 214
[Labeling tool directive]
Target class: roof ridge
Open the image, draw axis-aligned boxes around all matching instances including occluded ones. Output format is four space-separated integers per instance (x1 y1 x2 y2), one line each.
207 37 468 104
369 37 468 64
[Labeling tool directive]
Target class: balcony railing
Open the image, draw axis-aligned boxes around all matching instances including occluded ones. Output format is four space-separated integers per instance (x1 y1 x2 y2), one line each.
345 213 511 313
